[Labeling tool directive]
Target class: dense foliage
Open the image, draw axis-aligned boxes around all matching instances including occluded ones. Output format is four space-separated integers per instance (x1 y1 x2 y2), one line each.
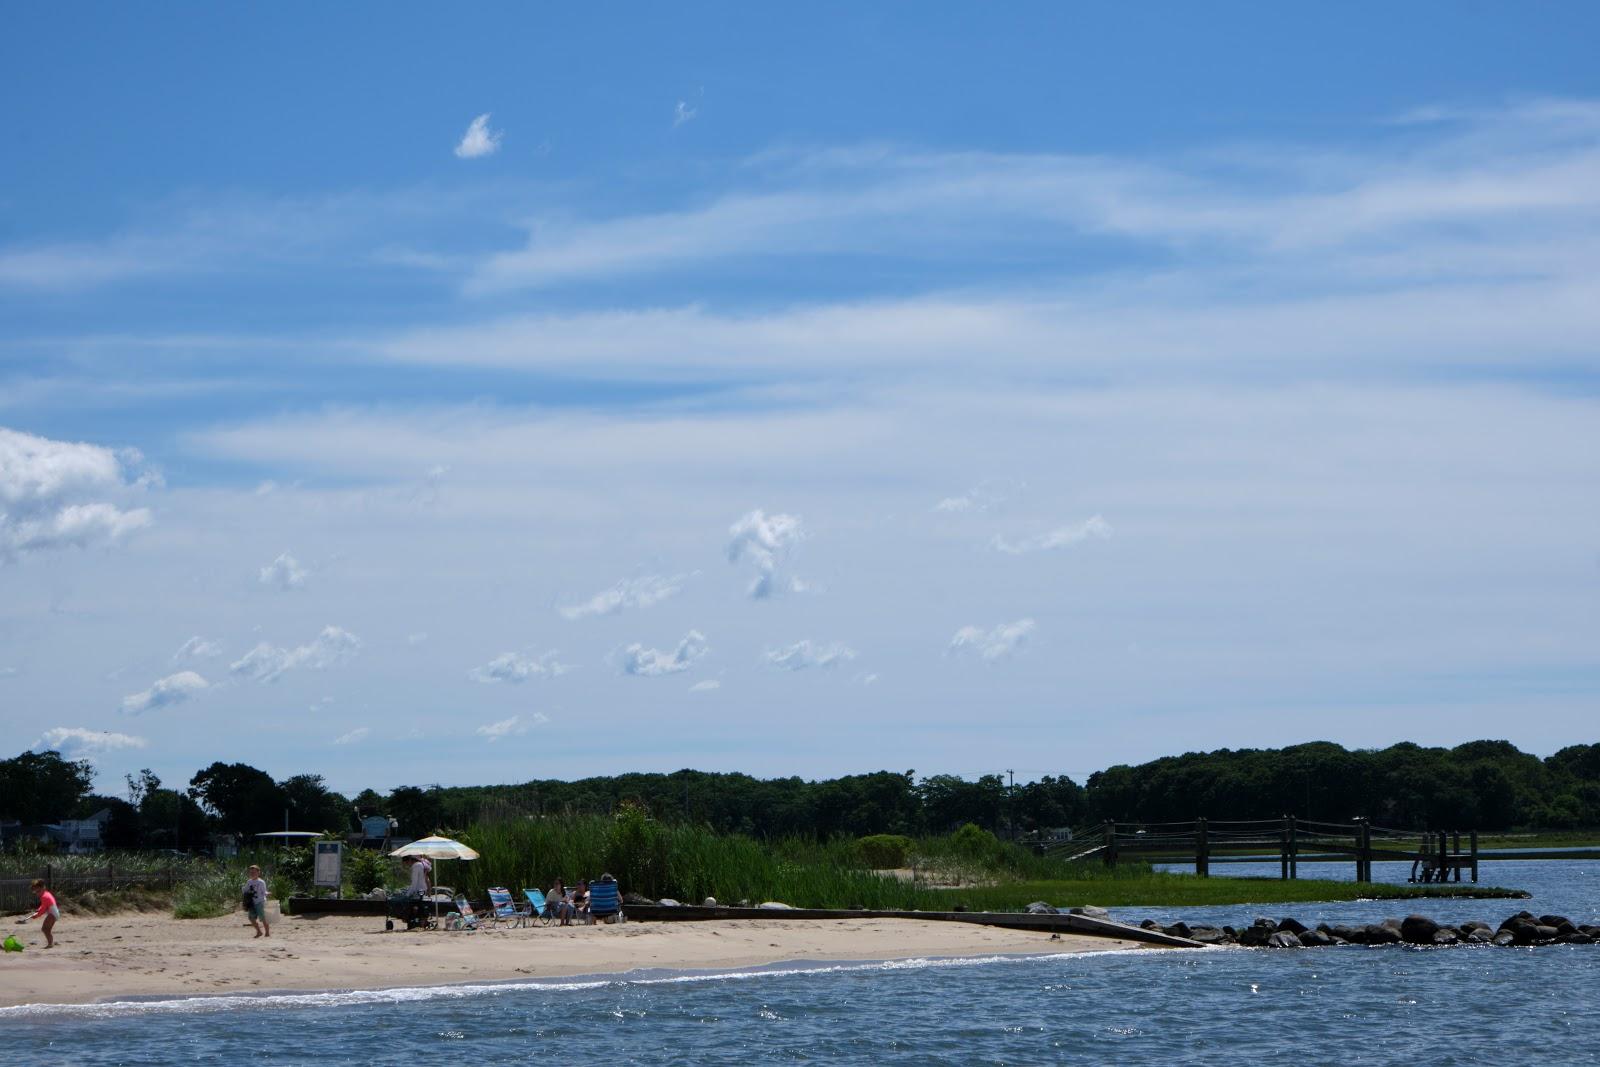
4 739 1598 854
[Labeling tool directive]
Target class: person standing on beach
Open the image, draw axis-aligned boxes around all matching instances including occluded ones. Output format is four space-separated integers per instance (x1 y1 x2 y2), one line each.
242 864 270 938
15 879 58 948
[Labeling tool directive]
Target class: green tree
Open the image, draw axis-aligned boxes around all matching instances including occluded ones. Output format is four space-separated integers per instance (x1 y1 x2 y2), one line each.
188 762 286 838
0 750 95 824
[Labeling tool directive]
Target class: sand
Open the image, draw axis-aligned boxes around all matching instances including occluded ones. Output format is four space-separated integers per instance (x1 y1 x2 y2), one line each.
0 907 1151 1008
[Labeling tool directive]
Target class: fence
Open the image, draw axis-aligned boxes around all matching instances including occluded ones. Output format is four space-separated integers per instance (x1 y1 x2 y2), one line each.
0 863 201 912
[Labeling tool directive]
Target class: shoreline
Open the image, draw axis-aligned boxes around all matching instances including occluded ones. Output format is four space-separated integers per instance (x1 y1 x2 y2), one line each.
0 910 1157 1010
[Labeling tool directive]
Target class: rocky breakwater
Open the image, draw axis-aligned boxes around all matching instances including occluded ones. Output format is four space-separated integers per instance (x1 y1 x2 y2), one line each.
1134 911 1600 948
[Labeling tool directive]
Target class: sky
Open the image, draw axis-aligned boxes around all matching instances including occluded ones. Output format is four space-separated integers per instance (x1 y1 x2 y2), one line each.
2 4 1598 798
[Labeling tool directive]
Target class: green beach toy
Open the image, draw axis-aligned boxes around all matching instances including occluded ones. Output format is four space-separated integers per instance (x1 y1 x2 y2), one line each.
2 934 23 952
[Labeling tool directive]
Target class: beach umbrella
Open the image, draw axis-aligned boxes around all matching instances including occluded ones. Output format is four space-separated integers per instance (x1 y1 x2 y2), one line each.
389 836 480 927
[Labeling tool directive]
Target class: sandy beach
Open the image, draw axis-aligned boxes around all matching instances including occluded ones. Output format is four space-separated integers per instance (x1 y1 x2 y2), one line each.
0 908 1151 1008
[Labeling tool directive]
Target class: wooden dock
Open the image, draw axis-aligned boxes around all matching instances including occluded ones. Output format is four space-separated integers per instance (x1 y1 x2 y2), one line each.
1052 817 1481 883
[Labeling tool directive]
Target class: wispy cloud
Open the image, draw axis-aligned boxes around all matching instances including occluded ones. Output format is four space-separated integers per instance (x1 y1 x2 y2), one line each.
173 636 223 661
35 726 149 754
991 515 1112 555
229 626 360 683
673 100 698 127
454 113 503 159
948 619 1035 662
763 640 857 671
618 630 708 676
476 713 545 740
688 679 721 693
0 427 152 562
560 573 689 619
332 726 371 745
259 552 309 590
121 670 209 714
468 649 571 684
727 510 805 599
934 478 1024 514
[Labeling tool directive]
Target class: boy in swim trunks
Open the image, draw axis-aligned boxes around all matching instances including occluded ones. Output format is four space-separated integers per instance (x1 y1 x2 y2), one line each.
243 864 271 938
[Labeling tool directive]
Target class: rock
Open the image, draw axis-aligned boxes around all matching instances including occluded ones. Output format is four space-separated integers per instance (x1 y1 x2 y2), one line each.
1556 920 1579 937
1364 923 1402 945
1534 925 1560 942
1299 929 1334 947
1188 926 1228 945
1460 920 1491 934
1238 925 1272 947
657 898 681 907
623 893 656 906
1492 930 1515 946
1275 917 1308 935
1538 915 1570 928
703 896 717 907
1165 922 1192 940
1431 929 1459 946
1070 905 1110 920
1465 928 1493 944
1026 901 1058 915
1139 919 1161 929
1222 925 1238 940
1267 931 1303 948
1400 915 1440 944
1328 925 1362 943
1559 933 1595 945
759 901 794 910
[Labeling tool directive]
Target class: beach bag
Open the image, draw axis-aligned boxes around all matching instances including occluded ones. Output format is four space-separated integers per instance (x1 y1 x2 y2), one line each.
242 888 255 910
2 934 22 952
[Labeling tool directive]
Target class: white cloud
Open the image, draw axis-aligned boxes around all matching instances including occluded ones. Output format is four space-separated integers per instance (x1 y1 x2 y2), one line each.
0 667 16 678
763 639 858 671
34 726 148 755
618 630 708 676
948 619 1036 662
727 509 805 599
688 679 721 693
990 515 1113 555
468 649 571 684
121 670 209 714
0 427 152 562
332 727 371 745
673 100 697 127
229 626 361 684
475 713 546 741
259 552 309 590
560 573 688 619
173 635 223 661
407 632 429 646
454 113 503 159
934 478 1024 513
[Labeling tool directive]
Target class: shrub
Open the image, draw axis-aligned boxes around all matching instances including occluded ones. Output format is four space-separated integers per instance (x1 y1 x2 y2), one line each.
857 834 913 868
348 847 391 895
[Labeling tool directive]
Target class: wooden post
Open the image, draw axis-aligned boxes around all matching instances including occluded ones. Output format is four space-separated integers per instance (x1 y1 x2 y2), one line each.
1470 830 1478 883
1438 830 1448 883
1452 830 1461 883
1104 820 1117 868
1279 816 1289 880
1356 818 1371 883
1288 816 1298 880
1195 817 1209 878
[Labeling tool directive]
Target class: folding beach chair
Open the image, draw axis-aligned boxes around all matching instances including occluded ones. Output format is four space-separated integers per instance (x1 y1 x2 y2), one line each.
487 886 527 928
447 895 485 931
523 888 554 926
588 878 623 924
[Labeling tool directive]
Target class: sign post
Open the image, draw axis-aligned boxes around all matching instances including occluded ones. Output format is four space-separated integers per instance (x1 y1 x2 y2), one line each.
313 841 344 898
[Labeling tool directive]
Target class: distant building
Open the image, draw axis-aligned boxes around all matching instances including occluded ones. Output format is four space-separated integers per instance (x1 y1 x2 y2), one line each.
47 809 113 853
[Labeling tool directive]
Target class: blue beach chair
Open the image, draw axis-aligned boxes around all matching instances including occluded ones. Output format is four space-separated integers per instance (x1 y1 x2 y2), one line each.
588 877 623 924
487 886 527 928
523 888 553 926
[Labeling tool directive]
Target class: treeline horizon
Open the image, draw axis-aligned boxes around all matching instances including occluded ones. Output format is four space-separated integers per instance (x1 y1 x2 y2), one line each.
4 738 1599 850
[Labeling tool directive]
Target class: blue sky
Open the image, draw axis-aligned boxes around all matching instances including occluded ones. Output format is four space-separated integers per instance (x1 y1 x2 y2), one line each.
2 5 1598 795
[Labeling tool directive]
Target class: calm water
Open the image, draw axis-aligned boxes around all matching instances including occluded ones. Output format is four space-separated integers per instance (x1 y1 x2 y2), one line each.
8 862 1600 1066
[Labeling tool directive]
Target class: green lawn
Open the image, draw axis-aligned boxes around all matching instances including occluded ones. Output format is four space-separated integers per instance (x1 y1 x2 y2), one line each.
915 874 1528 911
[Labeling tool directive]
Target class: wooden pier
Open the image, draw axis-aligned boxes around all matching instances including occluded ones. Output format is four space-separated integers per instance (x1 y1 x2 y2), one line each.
1051 817 1480 883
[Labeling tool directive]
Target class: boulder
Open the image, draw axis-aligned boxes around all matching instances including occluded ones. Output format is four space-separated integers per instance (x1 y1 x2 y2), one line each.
1165 922 1193 940
1267 931 1303 948
1299 929 1334 947
1492 930 1516 947
1465 928 1493 944
1239 924 1274 947
1431 929 1459 946
1559 932 1595 945
1538 915 1570 928
759 901 794 910
1026 901 1058 915
1400 915 1440 944
1188 926 1228 945
1275 917 1308 935
1364 923 1402 945
657 898 681 907
1327 925 1363 943
1556 920 1579 937
703 896 717 907
1534 925 1560 942
1070 905 1110 920
1139 919 1161 930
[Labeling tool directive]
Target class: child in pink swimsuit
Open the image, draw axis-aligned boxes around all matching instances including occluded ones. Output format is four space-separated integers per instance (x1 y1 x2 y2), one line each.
17 880 58 948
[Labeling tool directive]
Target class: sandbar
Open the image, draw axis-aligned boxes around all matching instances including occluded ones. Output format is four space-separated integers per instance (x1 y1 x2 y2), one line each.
0 908 1152 1008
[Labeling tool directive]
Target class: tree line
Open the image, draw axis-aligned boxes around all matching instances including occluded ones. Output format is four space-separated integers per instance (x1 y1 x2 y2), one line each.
2 738 1597 850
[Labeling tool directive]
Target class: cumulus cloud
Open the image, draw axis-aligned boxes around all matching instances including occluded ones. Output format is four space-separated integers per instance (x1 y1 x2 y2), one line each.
34 726 148 755
688 679 721 693
173 635 222 661
727 509 805 598
948 619 1035 662
560 573 688 619
618 630 708 676
990 515 1112 555
121 670 209 714
229 626 360 684
259 552 309 590
0 426 152 562
454 113 502 159
476 713 546 741
332 726 371 745
468 649 571 684
762 639 858 671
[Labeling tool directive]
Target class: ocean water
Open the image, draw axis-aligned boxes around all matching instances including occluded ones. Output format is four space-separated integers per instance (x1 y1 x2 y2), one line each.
8 862 1600 1066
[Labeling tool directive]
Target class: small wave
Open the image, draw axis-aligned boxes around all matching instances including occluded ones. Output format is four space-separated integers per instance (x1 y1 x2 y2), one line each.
0 947 1151 1020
